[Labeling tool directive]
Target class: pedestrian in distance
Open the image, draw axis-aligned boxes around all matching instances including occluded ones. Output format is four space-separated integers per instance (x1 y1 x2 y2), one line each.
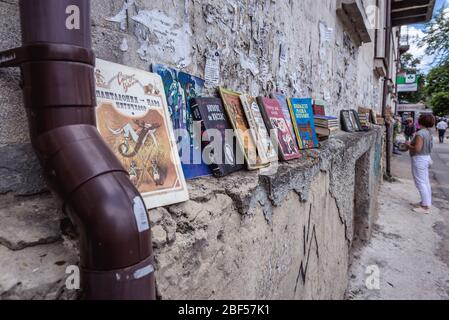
405 114 435 215
404 118 416 142
437 118 448 144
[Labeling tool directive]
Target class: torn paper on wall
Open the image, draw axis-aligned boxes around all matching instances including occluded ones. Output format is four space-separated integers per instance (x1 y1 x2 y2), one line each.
106 0 135 31
235 49 259 76
204 51 221 88
131 9 192 68
120 38 129 52
319 21 334 59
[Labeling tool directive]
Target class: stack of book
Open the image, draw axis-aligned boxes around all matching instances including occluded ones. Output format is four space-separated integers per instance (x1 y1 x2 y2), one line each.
314 115 340 140
358 112 370 130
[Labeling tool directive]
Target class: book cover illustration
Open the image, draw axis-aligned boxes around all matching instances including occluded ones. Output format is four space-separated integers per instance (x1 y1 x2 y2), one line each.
270 92 300 152
95 59 189 209
151 64 212 180
313 99 326 116
218 88 268 170
340 110 355 132
190 97 245 177
288 98 319 150
350 110 364 131
240 94 278 163
257 97 301 161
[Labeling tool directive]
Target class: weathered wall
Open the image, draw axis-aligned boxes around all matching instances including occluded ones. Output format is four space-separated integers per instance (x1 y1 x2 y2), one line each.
0 0 386 299
0 127 383 299
153 128 381 300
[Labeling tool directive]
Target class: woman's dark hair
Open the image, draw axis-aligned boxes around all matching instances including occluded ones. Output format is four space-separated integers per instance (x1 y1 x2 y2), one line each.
418 114 435 128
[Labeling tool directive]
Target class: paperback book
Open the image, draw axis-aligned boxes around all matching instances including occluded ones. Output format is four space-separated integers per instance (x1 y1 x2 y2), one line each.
270 92 300 152
314 115 340 140
190 97 245 177
288 98 319 149
240 94 278 163
340 110 355 132
218 88 268 170
312 99 327 116
350 110 364 131
95 59 189 209
151 64 212 180
257 97 301 161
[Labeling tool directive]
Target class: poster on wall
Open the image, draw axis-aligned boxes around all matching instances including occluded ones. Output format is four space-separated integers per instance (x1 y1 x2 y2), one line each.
94 59 189 209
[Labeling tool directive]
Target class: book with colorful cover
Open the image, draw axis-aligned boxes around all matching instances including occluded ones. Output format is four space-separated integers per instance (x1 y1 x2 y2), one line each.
288 98 319 149
151 64 212 180
257 97 301 161
312 99 327 116
190 97 245 177
95 58 189 209
240 94 278 163
270 92 300 152
218 88 268 170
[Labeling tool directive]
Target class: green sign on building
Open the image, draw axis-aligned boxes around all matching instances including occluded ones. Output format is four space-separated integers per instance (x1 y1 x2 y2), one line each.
397 74 419 92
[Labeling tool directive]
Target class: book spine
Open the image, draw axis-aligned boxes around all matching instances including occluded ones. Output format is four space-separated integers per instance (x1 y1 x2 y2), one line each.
190 101 222 177
287 99 304 150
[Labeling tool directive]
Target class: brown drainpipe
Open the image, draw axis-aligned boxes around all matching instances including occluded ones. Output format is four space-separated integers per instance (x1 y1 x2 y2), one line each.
0 0 156 300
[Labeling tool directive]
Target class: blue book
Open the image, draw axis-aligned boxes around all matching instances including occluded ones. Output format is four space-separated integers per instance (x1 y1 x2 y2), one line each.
152 64 212 180
288 98 319 149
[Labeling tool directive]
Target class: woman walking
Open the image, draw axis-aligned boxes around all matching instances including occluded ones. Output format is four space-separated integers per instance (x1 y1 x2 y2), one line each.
405 114 435 215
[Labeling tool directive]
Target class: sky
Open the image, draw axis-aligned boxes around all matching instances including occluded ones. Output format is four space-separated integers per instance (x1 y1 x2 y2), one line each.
406 0 449 73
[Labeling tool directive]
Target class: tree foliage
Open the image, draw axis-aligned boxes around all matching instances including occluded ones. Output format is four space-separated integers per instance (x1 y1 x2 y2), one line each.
400 53 421 73
398 53 426 104
430 92 449 116
426 60 449 97
420 7 449 63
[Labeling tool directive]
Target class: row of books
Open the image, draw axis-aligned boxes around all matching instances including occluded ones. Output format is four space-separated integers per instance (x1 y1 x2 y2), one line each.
93 59 378 210
190 91 319 177
151 64 321 180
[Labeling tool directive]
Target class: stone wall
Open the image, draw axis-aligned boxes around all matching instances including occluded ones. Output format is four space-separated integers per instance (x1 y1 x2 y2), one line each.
0 0 386 299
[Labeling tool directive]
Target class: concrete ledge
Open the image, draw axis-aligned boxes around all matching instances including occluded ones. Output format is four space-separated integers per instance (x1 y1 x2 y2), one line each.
0 126 384 299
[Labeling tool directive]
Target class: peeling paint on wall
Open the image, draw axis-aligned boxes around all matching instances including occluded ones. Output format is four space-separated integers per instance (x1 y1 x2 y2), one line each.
104 0 387 117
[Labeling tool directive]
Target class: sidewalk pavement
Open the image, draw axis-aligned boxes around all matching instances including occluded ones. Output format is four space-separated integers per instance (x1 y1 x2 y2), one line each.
347 134 449 300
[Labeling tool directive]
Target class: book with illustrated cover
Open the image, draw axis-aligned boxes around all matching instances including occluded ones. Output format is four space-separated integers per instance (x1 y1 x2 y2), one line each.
240 94 278 163
288 98 319 149
257 97 301 161
218 88 268 170
95 59 189 209
340 110 355 132
190 97 245 177
151 64 212 180
350 110 364 131
270 92 300 152
313 100 327 116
